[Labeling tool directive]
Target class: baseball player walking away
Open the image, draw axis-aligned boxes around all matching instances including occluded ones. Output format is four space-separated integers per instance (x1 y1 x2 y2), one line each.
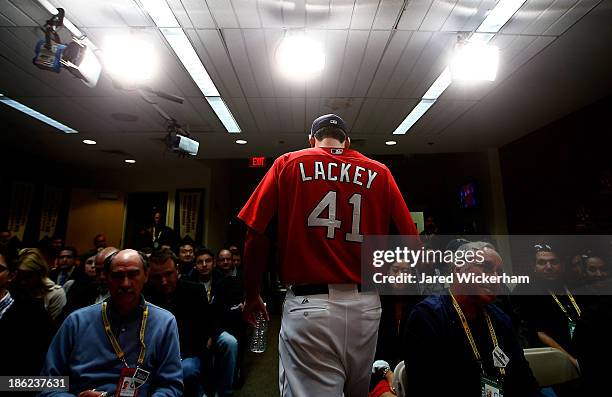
239 114 419 397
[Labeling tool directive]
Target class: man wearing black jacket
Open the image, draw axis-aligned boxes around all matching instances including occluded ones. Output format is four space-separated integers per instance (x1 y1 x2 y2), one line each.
145 250 212 397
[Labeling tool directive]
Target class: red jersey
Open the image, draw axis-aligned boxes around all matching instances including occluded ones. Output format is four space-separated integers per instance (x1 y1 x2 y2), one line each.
238 147 418 284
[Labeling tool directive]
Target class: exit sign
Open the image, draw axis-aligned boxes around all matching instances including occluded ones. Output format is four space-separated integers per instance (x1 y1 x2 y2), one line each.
249 157 266 168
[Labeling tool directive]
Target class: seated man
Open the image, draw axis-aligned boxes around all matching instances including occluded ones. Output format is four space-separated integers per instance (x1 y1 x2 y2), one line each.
188 247 240 396
40 249 183 397
403 241 542 397
145 249 212 397
513 244 580 366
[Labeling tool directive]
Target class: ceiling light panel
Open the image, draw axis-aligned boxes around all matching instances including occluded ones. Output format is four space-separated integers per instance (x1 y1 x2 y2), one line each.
392 99 435 135
391 0 527 135
138 0 241 133
0 94 78 133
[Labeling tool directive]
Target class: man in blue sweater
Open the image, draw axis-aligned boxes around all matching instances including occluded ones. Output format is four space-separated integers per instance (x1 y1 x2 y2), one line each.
41 249 183 397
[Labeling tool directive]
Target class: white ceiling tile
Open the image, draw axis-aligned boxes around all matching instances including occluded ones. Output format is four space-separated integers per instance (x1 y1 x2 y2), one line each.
500 0 555 35
219 96 258 133
305 96 323 125
264 29 291 98
416 99 477 135
320 30 349 97
337 30 370 97
384 31 431 98
283 0 307 28
373 0 404 29
243 29 276 97
188 96 226 131
0 0 37 26
22 96 117 132
328 0 354 29
232 0 262 28
306 0 331 28
420 0 457 31
352 29 391 97
54 0 150 27
259 0 286 28
375 98 421 133
246 97 270 132
224 29 260 97
441 0 480 32
397 0 433 30
207 0 240 28
461 0 499 32
290 97 306 132
166 0 192 29
275 98 294 132
8 0 51 26
320 97 363 127
193 29 244 98
170 0 216 29
543 0 601 36
350 0 378 29
367 30 415 97
399 32 455 98
352 97 379 132
0 13 15 27
522 0 579 35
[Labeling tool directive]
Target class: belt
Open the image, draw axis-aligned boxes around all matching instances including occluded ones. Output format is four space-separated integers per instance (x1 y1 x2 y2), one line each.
291 284 361 296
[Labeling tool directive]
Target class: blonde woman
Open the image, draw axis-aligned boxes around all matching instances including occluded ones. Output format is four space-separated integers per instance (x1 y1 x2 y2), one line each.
16 248 66 322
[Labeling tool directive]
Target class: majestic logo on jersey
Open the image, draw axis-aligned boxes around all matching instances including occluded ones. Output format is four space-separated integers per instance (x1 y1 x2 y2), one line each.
331 148 343 155
299 161 378 189
330 119 338 124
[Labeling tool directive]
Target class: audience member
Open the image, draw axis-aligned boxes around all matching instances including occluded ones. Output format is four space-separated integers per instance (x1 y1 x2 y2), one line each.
514 244 580 367
61 248 116 319
40 249 183 397
145 249 212 397
14 248 66 322
93 233 108 251
189 247 240 396
368 360 395 397
49 246 77 287
0 245 54 379
177 238 196 277
217 248 236 277
403 242 542 396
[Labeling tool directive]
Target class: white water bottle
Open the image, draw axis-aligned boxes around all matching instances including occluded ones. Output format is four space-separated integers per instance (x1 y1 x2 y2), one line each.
250 304 268 353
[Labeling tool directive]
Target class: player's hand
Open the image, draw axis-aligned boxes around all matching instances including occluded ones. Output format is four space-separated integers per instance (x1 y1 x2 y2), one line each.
243 295 269 327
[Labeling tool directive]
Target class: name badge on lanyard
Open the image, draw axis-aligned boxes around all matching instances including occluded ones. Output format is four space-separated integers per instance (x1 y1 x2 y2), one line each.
481 373 503 397
101 301 150 397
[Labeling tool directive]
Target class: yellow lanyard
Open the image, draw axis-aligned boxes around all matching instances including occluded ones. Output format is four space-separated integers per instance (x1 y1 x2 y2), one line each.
101 301 149 367
551 288 581 322
450 292 506 377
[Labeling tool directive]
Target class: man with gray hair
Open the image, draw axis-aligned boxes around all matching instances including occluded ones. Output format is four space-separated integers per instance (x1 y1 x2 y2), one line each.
41 249 183 397
402 241 542 397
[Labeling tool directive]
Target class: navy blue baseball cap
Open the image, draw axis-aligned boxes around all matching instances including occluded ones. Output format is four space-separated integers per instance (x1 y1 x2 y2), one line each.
310 114 348 137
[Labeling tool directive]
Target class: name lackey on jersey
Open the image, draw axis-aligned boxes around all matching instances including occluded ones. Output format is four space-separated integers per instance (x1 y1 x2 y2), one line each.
298 161 378 189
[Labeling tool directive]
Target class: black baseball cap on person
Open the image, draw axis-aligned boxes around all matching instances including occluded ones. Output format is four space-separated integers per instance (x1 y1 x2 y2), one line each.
310 114 348 137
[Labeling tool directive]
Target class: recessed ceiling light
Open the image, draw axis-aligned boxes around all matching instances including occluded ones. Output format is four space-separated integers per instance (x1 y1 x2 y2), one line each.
125 159 136 164
276 34 325 80
235 139 248 145
385 140 397 146
83 139 97 145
